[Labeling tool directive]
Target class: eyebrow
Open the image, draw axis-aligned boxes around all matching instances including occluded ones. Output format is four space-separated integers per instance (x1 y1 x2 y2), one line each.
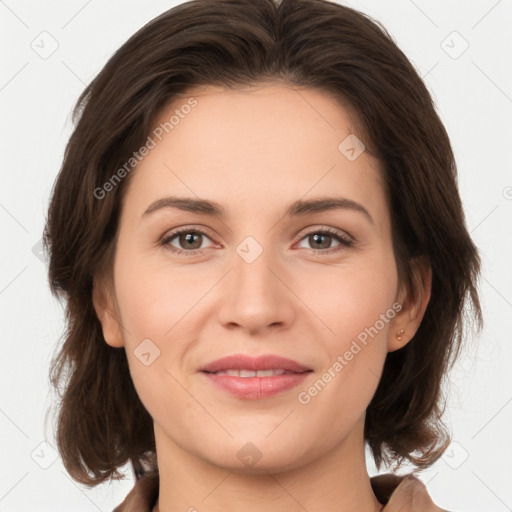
142 195 374 225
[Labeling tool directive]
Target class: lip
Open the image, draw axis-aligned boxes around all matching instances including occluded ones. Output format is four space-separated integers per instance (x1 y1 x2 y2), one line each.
199 354 311 373
199 354 312 400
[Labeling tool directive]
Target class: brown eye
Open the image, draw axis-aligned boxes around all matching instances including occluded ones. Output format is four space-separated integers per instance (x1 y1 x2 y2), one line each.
297 228 354 253
176 232 204 250
308 233 333 250
161 228 214 255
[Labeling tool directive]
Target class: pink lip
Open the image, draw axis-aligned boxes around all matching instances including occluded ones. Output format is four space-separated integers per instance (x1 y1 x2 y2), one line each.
199 354 312 400
199 354 311 373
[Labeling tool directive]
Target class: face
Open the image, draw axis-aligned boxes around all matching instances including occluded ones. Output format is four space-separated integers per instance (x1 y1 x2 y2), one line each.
95 82 427 473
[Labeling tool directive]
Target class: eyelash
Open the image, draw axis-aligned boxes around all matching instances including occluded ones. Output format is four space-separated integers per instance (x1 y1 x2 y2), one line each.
159 226 354 256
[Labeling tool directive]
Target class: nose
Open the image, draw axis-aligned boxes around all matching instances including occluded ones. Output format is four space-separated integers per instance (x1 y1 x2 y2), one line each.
216 239 296 336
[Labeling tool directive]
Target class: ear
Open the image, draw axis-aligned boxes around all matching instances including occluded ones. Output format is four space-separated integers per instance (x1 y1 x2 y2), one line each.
388 257 432 352
92 275 125 348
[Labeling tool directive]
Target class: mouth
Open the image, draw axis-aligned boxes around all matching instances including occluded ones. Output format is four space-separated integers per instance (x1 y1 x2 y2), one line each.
201 370 312 399
206 368 299 377
199 353 311 373
199 354 313 399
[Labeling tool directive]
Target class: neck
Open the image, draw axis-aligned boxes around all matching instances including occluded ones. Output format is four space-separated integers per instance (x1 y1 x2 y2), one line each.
153 418 382 512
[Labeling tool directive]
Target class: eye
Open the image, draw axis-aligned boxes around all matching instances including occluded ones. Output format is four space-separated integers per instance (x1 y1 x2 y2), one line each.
296 227 354 254
160 226 354 256
160 227 214 256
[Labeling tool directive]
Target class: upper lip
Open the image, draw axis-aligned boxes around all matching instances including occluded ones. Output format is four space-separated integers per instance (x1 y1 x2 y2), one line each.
200 354 312 373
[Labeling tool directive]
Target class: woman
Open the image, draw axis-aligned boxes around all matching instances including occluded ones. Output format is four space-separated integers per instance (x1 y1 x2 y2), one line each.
43 0 482 510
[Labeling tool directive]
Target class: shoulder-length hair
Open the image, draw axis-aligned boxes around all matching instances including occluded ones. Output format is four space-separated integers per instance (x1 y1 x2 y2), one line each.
44 0 482 486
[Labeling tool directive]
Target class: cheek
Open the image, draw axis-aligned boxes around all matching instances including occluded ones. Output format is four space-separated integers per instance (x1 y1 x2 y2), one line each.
306 249 398 343
114 268 189 428
296 278 396 445
112 254 207 412
304 249 398 397
114 250 195 343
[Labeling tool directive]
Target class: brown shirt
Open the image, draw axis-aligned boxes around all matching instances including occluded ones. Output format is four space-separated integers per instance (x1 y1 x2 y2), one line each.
113 471 448 511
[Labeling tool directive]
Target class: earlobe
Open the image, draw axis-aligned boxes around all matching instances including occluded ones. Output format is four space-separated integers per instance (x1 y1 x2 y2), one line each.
92 276 125 348
388 258 432 352
388 327 411 352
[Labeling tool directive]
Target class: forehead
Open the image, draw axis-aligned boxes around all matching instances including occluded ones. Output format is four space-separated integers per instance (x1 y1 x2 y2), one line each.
123 82 388 227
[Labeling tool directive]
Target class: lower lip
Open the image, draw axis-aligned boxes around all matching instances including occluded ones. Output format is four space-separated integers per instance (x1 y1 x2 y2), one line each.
201 371 311 399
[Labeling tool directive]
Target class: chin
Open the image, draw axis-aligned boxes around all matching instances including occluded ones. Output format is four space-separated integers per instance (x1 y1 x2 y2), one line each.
193 433 313 475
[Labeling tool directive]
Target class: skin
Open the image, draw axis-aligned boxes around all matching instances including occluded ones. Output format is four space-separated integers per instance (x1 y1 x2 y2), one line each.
93 82 431 512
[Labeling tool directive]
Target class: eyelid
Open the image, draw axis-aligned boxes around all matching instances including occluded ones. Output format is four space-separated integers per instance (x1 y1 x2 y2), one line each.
294 225 353 242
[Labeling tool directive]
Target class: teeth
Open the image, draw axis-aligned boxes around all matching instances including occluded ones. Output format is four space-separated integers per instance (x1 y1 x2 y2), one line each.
214 369 288 377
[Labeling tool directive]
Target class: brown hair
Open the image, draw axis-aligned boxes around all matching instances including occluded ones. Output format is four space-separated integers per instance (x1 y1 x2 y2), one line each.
43 0 482 486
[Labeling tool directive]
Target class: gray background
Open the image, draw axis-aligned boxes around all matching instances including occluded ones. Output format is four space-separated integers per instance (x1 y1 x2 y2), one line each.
1 0 511 510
